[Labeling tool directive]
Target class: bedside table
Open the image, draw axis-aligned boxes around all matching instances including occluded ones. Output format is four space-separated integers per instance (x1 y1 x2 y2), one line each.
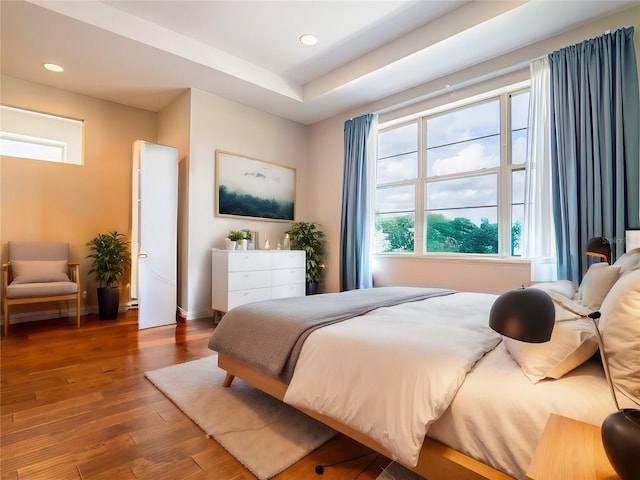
526 414 620 480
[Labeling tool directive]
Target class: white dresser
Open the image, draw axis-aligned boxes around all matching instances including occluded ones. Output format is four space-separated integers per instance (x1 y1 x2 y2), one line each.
211 249 306 314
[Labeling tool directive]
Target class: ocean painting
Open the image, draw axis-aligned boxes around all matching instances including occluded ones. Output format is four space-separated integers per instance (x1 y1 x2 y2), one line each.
216 150 295 221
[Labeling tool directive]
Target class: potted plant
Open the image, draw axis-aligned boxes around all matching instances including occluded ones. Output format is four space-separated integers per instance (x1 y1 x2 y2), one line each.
86 231 130 320
285 221 325 295
228 230 246 250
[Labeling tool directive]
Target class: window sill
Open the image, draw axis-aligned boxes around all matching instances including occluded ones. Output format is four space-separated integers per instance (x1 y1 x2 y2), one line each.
374 253 531 267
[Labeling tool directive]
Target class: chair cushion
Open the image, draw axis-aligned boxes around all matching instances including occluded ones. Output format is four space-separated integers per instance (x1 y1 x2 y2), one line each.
6 282 78 299
10 260 70 284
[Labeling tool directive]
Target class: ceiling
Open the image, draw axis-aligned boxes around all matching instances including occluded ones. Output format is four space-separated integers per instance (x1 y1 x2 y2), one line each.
1 0 637 125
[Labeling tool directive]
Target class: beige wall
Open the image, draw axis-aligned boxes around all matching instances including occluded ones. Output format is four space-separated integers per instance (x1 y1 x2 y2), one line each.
157 90 191 317
0 74 157 317
308 6 640 294
182 88 309 318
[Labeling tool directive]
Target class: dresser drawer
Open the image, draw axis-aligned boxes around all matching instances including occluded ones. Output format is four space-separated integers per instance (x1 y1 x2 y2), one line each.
271 268 305 286
272 250 305 269
212 249 306 313
272 283 306 300
227 252 271 272
228 270 271 291
227 287 272 310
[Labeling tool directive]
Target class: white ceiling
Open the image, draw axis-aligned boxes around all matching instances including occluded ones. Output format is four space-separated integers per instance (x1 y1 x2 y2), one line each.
1 0 637 125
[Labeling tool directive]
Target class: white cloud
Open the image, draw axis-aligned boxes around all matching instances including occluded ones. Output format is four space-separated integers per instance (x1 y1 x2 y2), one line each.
429 139 499 176
376 185 414 212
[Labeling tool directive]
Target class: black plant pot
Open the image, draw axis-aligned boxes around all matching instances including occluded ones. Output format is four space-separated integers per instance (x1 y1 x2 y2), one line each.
601 409 640 480
306 281 319 295
97 287 120 320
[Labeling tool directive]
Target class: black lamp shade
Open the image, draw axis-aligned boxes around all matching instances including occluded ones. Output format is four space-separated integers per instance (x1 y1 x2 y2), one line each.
489 288 555 343
586 237 611 263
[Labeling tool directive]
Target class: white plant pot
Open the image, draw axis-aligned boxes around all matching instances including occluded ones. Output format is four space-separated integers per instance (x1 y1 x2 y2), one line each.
240 239 248 250
228 240 237 251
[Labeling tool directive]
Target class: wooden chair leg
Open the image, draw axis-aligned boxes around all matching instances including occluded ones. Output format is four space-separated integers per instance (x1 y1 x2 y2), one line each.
76 295 81 328
3 302 8 336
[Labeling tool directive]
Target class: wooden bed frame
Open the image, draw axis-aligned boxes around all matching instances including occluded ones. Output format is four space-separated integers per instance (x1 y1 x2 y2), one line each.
218 353 514 480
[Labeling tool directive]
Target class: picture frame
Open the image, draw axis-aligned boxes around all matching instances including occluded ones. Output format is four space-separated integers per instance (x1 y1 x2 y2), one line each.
215 150 296 222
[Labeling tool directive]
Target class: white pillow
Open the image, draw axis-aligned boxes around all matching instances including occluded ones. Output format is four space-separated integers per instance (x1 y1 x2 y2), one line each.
10 260 70 284
577 262 608 299
531 280 578 299
613 249 640 277
579 264 620 309
503 319 598 383
599 269 640 404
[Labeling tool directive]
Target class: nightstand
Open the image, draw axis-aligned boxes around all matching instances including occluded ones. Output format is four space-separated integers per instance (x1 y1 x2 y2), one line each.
526 414 620 480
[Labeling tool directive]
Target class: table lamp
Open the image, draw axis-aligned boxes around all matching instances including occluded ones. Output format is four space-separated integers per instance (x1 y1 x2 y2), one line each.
586 236 611 263
489 287 640 480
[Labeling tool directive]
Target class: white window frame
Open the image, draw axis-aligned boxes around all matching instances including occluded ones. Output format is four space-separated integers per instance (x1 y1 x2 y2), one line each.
0 105 83 165
375 84 529 258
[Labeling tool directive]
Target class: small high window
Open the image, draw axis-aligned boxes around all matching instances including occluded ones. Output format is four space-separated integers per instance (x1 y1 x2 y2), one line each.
0 105 83 165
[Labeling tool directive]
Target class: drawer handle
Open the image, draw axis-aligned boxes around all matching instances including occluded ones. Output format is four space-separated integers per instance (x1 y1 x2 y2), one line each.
243 292 249 296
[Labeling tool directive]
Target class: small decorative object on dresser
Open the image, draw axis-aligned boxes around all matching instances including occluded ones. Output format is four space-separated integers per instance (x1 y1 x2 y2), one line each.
227 230 247 250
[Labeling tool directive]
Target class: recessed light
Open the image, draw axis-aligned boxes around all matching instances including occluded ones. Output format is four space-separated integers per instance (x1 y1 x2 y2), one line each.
43 63 64 73
299 34 318 46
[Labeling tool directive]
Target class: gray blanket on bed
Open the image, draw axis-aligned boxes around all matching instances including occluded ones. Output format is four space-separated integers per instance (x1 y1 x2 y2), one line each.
208 286 455 382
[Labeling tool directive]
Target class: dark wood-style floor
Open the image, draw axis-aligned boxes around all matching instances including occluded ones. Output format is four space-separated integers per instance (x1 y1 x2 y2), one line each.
1 311 392 480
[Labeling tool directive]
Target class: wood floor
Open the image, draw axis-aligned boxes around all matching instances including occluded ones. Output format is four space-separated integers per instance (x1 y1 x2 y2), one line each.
0 311 393 480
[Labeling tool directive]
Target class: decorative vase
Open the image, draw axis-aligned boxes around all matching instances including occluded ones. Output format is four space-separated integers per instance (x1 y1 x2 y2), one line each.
306 281 318 295
240 239 248 250
228 240 237 251
601 409 640 480
97 286 120 320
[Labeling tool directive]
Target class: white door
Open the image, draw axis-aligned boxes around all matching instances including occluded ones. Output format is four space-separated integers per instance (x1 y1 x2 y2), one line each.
132 140 178 329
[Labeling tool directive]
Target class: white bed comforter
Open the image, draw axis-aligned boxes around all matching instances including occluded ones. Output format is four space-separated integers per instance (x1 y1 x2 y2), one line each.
283 292 501 467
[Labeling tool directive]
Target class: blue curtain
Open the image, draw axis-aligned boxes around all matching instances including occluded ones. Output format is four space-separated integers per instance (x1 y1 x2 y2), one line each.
340 113 374 291
549 27 639 282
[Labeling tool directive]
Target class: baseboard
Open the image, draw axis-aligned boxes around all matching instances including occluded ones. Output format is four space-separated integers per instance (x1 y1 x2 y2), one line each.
2 305 212 325
2 305 129 325
177 306 214 321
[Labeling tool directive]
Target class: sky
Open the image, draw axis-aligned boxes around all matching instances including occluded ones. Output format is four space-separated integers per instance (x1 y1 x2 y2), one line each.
376 92 529 226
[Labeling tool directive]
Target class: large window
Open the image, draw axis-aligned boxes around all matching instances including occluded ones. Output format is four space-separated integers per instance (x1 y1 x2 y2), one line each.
0 105 83 165
375 89 530 256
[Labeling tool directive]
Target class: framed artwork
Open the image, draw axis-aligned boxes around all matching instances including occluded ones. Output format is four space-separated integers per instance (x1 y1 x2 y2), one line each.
215 150 296 221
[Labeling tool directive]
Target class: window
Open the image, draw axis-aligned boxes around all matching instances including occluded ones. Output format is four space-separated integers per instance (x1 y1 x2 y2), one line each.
375 88 530 256
0 105 83 165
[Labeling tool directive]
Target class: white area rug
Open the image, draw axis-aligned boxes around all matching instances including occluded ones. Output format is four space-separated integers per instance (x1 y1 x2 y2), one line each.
145 355 336 480
376 462 426 480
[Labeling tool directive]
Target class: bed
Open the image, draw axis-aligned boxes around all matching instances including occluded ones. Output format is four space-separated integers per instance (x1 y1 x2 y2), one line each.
208 250 640 480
